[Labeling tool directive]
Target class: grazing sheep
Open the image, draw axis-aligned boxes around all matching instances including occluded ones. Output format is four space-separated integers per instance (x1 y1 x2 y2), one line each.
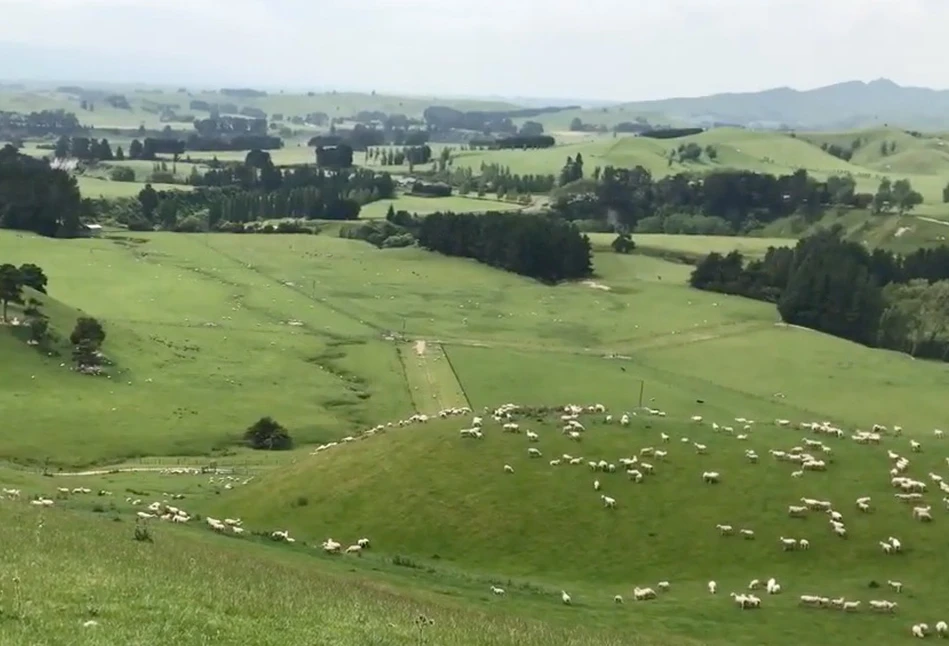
345 544 363 555
633 587 657 601
490 585 505 596
748 579 761 590
526 431 539 442
912 624 928 638
887 580 903 593
799 538 810 550
357 538 370 548
549 459 561 466
613 594 623 604
936 621 947 636
703 471 720 484
740 529 755 539
504 465 514 474
561 590 572 605
911 440 921 452
708 581 717 594
779 536 798 551
657 581 670 592
601 495 616 509
527 448 542 458
594 479 601 491
716 524 734 536
694 443 708 455
661 433 670 443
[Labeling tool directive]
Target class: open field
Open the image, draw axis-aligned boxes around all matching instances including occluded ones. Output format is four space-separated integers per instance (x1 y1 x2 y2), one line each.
359 194 523 218
76 175 192 199
3 224 949 644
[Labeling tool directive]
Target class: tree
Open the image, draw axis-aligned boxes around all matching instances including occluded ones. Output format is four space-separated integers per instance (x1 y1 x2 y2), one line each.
70 316 105 348
18 263 47 293
54 136 70 158
243 416 293 450
891 178 923 214
137 184 159 220
28 316 49 346
115 145 125 161
611 233 635 254
128 139 143 160
0 264 23 321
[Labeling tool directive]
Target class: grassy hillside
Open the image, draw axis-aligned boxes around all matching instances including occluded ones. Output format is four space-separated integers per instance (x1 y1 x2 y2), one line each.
0 502 632 646
209 402 949 645
5 227 949 469
379 128 949 211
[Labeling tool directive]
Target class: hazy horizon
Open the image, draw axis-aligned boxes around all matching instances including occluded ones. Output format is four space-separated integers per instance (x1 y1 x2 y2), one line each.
1 0 948 102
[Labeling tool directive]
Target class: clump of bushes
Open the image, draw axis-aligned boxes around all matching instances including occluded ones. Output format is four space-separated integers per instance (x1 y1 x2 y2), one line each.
339 220 415 248
244 416 293 450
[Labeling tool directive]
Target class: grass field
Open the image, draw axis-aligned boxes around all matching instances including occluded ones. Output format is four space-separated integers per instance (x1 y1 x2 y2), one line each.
3 223 949 644
359 194 523 218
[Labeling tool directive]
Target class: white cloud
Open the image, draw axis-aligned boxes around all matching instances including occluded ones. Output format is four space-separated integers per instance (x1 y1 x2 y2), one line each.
1 0 947 99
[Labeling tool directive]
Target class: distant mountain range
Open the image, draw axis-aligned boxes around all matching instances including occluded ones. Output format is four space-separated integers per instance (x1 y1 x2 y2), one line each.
608 79 949 131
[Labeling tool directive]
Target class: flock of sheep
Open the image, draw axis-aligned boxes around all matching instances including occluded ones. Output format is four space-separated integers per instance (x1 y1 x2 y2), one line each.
6 398 949 639
455 402 948 637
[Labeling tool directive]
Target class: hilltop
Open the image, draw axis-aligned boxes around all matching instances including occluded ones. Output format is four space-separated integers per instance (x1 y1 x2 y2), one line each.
539 79 949 131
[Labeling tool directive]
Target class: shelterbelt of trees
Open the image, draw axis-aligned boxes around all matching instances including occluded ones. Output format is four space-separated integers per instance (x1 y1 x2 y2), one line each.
691 228 949 362
553 166 923 235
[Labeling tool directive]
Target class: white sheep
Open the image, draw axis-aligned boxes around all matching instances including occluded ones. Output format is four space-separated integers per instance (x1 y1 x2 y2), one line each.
660 433 670 443
779 536 797 551
594 479 601 491
748 579 761 590
345 544 363 555
357 538 370 548
490 585 505 596
740 529 755 539
886 580 903 593
504 464 514 474
613 594 623 604
799 538 810 550
527 448 542 458
716 524 734 536
549 459 561 466
526 430 539 442
601 495 616 509
657 581 670 592
936 621 947 636
703 471 720 484
561 590 571 605
708 580 717 594
911 440 921 452
912 624 928 638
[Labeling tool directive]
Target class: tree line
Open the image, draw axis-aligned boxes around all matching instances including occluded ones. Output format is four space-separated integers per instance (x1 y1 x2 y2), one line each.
0 145 83 238
417 212 592 283
690 228 949 361
124 158 395 231
0 110 85 138
553 166 923 235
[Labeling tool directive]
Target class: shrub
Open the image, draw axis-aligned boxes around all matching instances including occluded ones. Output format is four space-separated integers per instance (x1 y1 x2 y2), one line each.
243 416 293 450
109 166 136 182
611 233 635 254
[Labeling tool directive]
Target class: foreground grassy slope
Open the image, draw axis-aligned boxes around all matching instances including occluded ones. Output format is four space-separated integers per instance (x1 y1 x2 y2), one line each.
212 406 949 645
0 502 633 646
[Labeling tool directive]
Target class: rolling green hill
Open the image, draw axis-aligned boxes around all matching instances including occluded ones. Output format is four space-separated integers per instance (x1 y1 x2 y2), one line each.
4 221 949 644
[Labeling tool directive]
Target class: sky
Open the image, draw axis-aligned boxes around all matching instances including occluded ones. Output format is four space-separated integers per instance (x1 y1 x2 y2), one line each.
1 0 948 102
